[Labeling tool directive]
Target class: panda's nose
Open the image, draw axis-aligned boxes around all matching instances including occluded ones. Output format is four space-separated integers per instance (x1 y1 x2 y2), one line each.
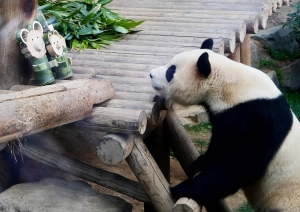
149 73 153 78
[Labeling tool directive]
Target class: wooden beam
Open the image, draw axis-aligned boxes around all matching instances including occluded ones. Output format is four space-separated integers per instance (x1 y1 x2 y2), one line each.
23 142 150 203
240 34 251 66
126 137 175 212
0 78 114 144
99 99 160 126
165 107 232 212
66 107 148 135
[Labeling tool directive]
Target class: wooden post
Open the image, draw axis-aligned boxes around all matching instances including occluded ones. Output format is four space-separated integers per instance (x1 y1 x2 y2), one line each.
143 110 169 212
126 137 175 212
240 34 251 66
0 78 115 144
228 45 241 63
166 107 232 212
0 0 37 89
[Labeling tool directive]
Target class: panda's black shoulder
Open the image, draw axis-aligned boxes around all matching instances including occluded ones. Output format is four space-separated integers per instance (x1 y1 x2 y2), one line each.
208 95 293 161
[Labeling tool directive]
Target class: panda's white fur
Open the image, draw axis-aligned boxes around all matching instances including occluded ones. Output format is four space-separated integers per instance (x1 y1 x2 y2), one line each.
150 49 281 112
150 39 300 211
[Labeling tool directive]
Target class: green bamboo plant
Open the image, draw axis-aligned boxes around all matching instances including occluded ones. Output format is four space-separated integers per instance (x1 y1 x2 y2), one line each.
38 0 144 50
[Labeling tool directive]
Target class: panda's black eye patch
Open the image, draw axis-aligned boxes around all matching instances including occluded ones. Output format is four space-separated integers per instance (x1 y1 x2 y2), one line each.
166 65 176 82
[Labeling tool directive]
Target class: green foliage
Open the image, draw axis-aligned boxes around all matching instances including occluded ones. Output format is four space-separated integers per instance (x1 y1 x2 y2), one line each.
283 90 300 120
268 47 300 61
258 59 284 85
184 122 212 132
38 0 143 50
283 0 300 44
193 139 209 155
234 202 254 212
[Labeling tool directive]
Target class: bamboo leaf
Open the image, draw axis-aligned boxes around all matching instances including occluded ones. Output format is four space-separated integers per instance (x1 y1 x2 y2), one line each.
81 4 102 25
113 25 128 34
38 0 144 50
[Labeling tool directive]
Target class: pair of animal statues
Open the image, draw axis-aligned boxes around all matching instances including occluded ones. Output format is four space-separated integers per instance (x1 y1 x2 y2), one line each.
150 39 300 212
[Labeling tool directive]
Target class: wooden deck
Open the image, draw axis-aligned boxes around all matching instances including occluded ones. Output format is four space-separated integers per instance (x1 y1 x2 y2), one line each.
67 0 291 132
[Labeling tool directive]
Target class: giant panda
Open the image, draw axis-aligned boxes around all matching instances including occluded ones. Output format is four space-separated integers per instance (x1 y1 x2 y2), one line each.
149 38 300 211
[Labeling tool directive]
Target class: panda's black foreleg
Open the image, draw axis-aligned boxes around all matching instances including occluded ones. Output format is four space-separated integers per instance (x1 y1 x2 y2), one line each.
188 153 210 176
171 155 258 205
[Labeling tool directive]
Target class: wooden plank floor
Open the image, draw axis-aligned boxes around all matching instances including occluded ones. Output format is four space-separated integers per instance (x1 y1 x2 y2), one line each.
68 0 291 133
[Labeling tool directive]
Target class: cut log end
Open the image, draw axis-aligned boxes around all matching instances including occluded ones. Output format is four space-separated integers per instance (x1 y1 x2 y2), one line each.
172 198 202 212
224 31 236 54
258 12 269 29
138 111 148 134
96 134 134 166
215 39 225 56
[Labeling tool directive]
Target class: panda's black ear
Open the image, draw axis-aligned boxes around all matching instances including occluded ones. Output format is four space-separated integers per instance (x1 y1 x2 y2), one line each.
197 52 211 78
200 38 213 50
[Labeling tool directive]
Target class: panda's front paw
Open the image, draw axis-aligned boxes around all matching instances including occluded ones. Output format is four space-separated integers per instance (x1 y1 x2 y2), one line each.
170 179 194 200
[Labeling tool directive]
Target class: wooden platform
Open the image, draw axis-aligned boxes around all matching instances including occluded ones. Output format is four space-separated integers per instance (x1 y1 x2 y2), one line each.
0 0 292 211
66 0 290 134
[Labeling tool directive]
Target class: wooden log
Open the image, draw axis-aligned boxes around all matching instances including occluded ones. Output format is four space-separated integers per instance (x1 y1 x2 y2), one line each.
68 51 168 65
71 65 152 76
71 60 158 73
172 198 202 212
165 107 232 212
165 107 199 176
12 84 162 107
70 74 151 87
8 84 159 134
228 44 241 63
0 90 15 94
0 78 114 144
0 0 37 89
99 99 160 126
143 111 170 212
23 142 150 202
114 92 161 106
66 107 148 135
126 137 175 212
240 34 251 66
257 11 269 29
109 1 273 11
244 16 259 34
97 133 134 166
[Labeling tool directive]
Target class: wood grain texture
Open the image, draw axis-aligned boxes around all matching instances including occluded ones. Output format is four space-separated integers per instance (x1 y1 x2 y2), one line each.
172 198 202 212
0 78 114 143
97 133 135 166
23 142 150 202
126 137 175 212
166 107 232 212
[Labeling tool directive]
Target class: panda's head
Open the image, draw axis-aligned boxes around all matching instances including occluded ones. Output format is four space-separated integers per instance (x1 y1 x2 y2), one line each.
150 38 218 107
